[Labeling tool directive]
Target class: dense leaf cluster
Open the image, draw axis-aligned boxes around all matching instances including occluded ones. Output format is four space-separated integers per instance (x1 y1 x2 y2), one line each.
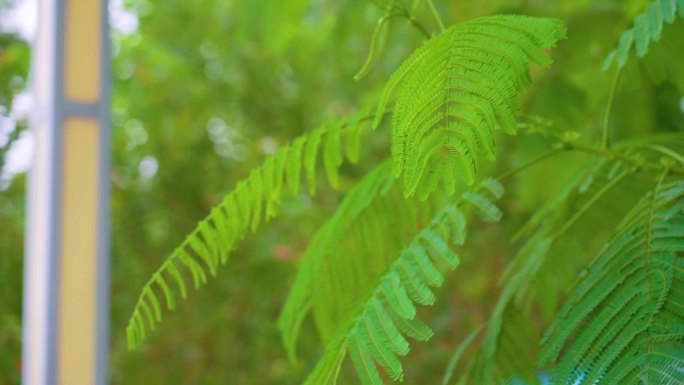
122 1 684 384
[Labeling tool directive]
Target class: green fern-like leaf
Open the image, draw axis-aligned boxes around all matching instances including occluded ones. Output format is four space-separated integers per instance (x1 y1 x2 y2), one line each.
467 234 551 385
603 0 684 69
464 303 540 385
373 15 565 198
470 155 658 384
278 161 398 362
538 178 684 384
297 179 504 385
473 159 602 384
126 111 372 349
311 187 436 344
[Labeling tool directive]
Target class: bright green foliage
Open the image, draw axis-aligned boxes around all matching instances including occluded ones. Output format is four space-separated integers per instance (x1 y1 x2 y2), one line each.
458 302 541 385
480 158 630 370
299 179 504 385
278 161 399 361
126 112 371 348
308 179 435 344
603 0 684 69
477 235 551 382
111 1 684 384
539 178 684 384
464 152 677 384
373 15 565 198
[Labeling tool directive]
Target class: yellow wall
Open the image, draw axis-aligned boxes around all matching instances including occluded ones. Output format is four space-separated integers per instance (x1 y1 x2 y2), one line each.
57 0 103 383
57 118 100 385
64 0 101 101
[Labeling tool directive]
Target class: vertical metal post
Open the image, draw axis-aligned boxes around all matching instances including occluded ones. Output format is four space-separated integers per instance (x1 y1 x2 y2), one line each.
22 0 110 384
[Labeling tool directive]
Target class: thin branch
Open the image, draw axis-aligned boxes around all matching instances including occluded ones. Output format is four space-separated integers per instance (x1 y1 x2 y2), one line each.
379 9 431 40
551 169 630 238
562 141 684 175
633 143 684 165
426 0 446 32
406 15 432 39
496 148 564 181
601 67 622 150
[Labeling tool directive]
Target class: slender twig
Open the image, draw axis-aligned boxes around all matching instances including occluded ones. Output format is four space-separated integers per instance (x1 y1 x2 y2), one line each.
426 0 446 32
496 148 564 181
601 67 622 150
495 132 684 185
406 15 432 39
632 143 684 165
562 141 684 175
386 2 431 39
381 7 430 39
551 169 630 238
491 133 684 240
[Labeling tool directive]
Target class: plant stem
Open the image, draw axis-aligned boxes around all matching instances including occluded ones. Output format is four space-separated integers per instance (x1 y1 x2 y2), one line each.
562 141 684 175
551 169 629 238
601 67 622 150
426 0 446 32
497 148 564 181
406 15 432 39
495 137 684 186
633 143 684 165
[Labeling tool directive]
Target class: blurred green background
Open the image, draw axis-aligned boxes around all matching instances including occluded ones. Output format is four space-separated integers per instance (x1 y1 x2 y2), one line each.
1 0 683 384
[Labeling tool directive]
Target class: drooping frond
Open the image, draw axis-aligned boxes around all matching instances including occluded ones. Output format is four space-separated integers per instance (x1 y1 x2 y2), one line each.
472 156 655 384
603 0 684 69
278 160 399 361
126 111 373 349
502 158 638 311
299 179 505 385
509 145 674 318
462 303 540 385
475 160 607 382
538 177 684 384
490 304 540 385
310 179 436 344
373 15 565 198
461 234 552 385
